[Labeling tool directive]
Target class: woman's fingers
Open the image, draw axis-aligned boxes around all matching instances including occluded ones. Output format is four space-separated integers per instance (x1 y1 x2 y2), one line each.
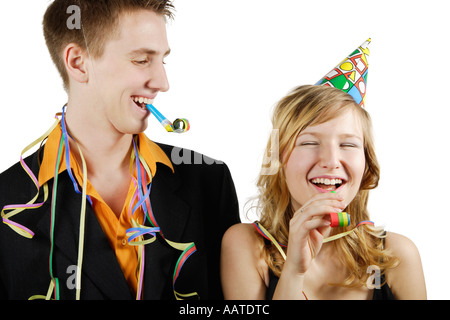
289 211 331 245
303 216 331 230
285 192 348 273
293 192 346 221
302 191 344 207
292 202 345 227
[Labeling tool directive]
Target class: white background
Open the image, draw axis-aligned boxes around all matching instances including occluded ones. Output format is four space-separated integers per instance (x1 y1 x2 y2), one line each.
0 0 449 299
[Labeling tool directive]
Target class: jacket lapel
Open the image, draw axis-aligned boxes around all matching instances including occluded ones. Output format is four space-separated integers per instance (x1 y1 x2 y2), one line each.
150 163 190 242
34 172 133 299
142 163 192 299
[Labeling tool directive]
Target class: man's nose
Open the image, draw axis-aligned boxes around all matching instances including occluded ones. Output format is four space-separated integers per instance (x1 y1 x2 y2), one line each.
146 61 169 93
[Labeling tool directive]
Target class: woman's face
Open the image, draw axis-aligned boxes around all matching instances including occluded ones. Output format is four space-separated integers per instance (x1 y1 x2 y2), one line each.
283 108 366 211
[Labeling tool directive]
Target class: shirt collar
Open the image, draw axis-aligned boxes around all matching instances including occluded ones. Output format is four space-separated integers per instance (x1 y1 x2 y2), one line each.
38 123 174 187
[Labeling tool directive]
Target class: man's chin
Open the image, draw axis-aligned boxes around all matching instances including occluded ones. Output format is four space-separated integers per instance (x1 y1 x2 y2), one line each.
115 120 148 136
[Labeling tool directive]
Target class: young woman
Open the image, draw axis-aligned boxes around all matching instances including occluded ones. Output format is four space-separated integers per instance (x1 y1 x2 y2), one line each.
221 85 426 300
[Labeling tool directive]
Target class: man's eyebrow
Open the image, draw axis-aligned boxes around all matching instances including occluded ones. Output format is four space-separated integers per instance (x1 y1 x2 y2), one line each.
128 48 171 56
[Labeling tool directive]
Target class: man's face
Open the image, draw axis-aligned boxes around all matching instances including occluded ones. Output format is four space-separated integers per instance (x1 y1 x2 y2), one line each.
86 10 170 135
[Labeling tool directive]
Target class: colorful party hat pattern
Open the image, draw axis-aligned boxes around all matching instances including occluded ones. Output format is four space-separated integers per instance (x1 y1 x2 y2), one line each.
315 38 371 107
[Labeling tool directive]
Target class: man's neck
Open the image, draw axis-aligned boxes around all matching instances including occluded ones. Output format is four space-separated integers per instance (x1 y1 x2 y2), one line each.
64 100 134 179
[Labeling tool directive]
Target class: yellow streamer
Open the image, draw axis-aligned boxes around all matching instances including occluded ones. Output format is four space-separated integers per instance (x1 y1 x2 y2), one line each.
126 219 158 246
74 142 88 300
255 222 286 260
1 117 60 237
28 279 55 300
323 230 354 243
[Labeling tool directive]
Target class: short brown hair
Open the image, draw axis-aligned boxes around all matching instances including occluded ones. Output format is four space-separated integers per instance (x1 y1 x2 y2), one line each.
43 0 175 90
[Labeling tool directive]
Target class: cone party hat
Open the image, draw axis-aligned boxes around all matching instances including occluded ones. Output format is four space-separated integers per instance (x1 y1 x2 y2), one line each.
315 38 371 107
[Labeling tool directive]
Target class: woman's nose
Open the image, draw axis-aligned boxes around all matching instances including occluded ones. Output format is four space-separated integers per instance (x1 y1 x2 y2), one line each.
318 145 341 169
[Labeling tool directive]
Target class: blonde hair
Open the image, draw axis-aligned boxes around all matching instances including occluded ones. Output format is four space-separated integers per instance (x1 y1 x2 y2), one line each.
256 85 398 287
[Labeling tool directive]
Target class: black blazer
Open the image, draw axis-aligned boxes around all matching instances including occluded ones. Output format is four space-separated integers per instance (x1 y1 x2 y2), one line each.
0 142 240 300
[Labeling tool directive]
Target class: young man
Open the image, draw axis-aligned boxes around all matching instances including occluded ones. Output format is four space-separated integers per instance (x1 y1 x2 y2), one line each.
0 0 240 300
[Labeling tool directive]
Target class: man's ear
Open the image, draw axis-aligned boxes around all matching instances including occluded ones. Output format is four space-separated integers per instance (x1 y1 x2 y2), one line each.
63 43 89 84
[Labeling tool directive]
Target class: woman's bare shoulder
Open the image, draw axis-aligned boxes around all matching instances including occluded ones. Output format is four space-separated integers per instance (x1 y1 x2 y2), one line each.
385 231 420 259
221 222 270 299
222 222 262 252
384 231 427 299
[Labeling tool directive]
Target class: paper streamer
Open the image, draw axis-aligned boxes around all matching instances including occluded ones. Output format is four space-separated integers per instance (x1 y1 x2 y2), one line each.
3 106 197 300
1 115 60 238
126 137 198 300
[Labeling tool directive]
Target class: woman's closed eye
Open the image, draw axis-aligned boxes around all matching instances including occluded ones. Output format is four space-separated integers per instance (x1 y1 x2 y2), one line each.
300 141 319 146
340 141 362 149
341 143 356 148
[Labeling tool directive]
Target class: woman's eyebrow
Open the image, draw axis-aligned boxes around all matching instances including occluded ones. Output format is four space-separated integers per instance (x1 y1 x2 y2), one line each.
339 133 363 141
298 131 362 141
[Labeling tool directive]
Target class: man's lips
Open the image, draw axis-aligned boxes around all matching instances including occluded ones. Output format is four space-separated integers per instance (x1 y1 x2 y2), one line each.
131 95 155 109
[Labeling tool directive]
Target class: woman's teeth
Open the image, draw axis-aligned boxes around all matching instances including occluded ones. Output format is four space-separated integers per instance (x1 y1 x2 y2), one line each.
311 178 342 185
311 178 343 190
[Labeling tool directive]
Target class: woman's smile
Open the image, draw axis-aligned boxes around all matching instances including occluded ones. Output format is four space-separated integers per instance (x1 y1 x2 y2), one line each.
284 108 365 211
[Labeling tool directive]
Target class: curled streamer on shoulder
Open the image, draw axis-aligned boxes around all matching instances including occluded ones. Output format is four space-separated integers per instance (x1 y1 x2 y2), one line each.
1 115 60 238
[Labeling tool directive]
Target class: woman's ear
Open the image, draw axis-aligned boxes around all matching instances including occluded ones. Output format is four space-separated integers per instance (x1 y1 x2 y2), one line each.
63 43 89 84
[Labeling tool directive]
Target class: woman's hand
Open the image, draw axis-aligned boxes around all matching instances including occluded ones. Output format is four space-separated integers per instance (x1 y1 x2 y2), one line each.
283 192 346 276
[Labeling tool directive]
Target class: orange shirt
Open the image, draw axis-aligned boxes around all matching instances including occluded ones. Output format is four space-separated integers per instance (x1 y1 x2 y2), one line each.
38 123 173 295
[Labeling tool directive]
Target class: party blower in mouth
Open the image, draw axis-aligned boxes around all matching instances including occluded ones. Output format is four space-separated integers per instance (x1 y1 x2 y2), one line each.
146 103 190 133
